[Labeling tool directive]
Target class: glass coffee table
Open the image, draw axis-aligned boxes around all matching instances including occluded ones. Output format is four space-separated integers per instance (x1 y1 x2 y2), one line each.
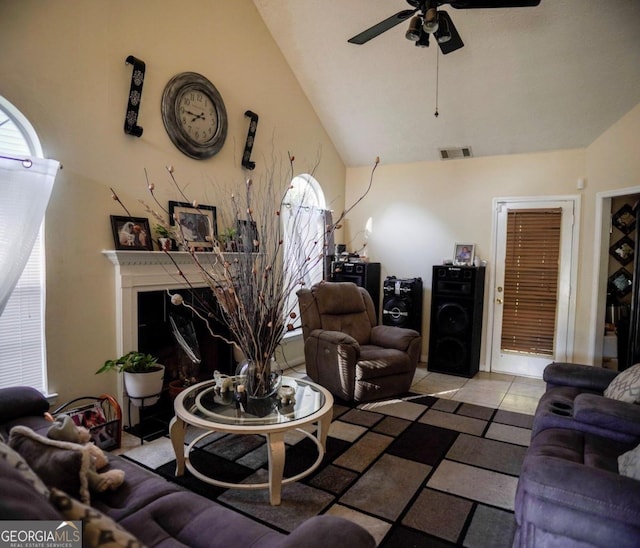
170 376 333 505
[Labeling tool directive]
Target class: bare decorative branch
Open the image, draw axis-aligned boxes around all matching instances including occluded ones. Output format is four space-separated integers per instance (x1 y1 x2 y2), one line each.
110 154 379 397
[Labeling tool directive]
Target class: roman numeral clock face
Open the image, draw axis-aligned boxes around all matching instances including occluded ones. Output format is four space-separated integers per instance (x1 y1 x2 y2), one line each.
178 90 217 144
161 72 228 159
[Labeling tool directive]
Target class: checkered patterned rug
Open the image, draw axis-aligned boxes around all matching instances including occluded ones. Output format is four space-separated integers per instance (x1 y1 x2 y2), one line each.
123 394 533 547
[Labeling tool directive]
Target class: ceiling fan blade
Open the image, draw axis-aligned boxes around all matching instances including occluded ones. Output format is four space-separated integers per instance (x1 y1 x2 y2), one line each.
447 1 540 8
436 11 464 55
348 9 418 45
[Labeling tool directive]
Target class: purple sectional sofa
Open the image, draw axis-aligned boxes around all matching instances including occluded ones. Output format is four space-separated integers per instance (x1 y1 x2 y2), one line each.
0 386 375 548
532 361 640 443
514 363 640 547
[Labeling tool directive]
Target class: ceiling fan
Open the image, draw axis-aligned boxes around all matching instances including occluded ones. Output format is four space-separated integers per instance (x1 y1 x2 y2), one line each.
348 0 541 54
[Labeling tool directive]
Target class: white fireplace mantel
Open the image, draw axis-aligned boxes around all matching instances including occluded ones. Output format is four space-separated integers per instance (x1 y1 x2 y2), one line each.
102 250 213 357
103 250 303 410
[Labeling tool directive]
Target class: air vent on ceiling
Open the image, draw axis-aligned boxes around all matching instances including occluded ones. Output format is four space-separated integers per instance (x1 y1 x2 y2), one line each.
439 147 473 160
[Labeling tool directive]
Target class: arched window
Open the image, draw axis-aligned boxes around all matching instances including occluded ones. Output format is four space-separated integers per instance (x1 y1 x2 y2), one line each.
282 174 328 328
0 96 49 392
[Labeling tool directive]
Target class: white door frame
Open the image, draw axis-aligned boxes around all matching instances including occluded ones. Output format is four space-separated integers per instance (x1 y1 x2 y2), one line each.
485 195 581 376
588 186 640 365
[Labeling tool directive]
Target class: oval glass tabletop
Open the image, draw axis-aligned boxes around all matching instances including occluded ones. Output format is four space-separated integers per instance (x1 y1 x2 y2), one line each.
177 376 328 426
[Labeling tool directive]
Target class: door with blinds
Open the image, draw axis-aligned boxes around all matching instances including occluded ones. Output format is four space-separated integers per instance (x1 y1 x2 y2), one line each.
491 199 576 377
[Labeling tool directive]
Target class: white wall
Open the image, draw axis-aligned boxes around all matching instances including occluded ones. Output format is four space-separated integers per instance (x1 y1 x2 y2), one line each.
0 0 345 402
345 102 640 367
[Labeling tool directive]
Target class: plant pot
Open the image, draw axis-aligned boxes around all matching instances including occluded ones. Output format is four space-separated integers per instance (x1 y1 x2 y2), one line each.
168 379 186 401
158 237 172 251
124 365 165 407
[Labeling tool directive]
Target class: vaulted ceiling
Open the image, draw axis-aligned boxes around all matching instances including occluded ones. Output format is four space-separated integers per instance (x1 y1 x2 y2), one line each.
253 0 640 166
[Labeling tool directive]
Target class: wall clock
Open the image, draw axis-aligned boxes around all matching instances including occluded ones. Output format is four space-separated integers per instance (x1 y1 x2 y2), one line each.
161 72 227 160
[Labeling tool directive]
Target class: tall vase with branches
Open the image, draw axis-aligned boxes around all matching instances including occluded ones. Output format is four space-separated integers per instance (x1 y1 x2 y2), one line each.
111 154 378 399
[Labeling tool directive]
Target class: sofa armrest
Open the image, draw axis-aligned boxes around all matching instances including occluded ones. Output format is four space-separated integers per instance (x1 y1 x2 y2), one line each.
0 386 49 422
543 362 618 392
573 392 640 437
370 325 420 351
308 329 360 349
517 453 640 546
303 330 360 401
279 516 375 548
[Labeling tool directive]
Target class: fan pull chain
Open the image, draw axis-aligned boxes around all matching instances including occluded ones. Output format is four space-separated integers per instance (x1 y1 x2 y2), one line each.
434 48 440 118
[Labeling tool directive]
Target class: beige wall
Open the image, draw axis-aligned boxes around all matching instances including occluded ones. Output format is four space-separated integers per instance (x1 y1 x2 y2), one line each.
0 0 345 402
345 102 640 367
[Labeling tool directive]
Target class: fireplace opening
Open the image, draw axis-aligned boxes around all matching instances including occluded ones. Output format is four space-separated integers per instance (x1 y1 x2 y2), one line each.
137 287 235 385
128 287 235 440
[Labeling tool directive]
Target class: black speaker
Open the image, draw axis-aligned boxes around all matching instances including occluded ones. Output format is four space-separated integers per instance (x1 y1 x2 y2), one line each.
382 277 423 332
428 265 485 377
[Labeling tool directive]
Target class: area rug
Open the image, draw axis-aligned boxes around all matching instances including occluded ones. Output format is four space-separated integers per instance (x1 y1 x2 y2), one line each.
122 394 533 547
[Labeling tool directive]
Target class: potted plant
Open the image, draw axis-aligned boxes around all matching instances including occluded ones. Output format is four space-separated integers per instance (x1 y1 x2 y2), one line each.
220 226 237 252
96 351 165 407
155 224 173 251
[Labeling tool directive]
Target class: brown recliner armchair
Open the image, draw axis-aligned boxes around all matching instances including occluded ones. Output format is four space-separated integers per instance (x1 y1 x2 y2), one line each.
297 282 422 403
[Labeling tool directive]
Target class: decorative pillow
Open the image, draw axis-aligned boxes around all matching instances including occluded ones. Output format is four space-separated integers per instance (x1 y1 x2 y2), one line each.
604 363 640 403
49 488 146 548
9 425 91 504
618 443 640 480
0 439 49 497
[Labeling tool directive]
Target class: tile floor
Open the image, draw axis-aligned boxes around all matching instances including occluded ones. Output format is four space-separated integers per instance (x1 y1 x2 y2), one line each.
283 363 546 416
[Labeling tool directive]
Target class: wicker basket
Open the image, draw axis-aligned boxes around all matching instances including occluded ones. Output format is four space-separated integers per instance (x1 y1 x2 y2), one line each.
52 394 122 451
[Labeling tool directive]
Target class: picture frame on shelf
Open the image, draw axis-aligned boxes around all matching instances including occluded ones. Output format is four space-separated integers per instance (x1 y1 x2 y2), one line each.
612 204 636 234
169 201 217 251
608 268 633 298
110 216 153 251
453 243 474 266
236 219 259 252
609 236 635 266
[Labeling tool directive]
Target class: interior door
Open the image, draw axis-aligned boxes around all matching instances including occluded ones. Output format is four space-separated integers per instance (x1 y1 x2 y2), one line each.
491 199 576 377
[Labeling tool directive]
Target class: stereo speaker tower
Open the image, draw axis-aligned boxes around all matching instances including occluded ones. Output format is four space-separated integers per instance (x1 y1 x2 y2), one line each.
428 265 485 377
382 276 423 332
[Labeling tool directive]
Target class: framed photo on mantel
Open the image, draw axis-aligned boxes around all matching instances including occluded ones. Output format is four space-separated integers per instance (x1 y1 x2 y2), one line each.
110 216 153 251
169 201 217 250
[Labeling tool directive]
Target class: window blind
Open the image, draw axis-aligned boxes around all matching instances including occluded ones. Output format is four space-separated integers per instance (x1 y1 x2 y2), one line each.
0 99 47 393
501 208 562 356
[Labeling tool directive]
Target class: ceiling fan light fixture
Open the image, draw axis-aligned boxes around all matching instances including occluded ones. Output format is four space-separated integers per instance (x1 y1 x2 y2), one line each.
423 7 439 34
435 13 451 43
415 28 430 48
405 15 422 41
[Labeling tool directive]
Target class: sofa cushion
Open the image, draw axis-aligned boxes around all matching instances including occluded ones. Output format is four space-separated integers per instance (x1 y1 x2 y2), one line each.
358 346 413 380
0 449 62 520
515 428 640 547
604 363 640 403
92 456 185 522
9 425 92 504
118 490 283 548
50 488 146 548
315 283 372 345
0 439 49 497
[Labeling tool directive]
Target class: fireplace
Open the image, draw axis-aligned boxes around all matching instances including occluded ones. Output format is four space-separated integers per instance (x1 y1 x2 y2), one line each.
103 250 234 426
